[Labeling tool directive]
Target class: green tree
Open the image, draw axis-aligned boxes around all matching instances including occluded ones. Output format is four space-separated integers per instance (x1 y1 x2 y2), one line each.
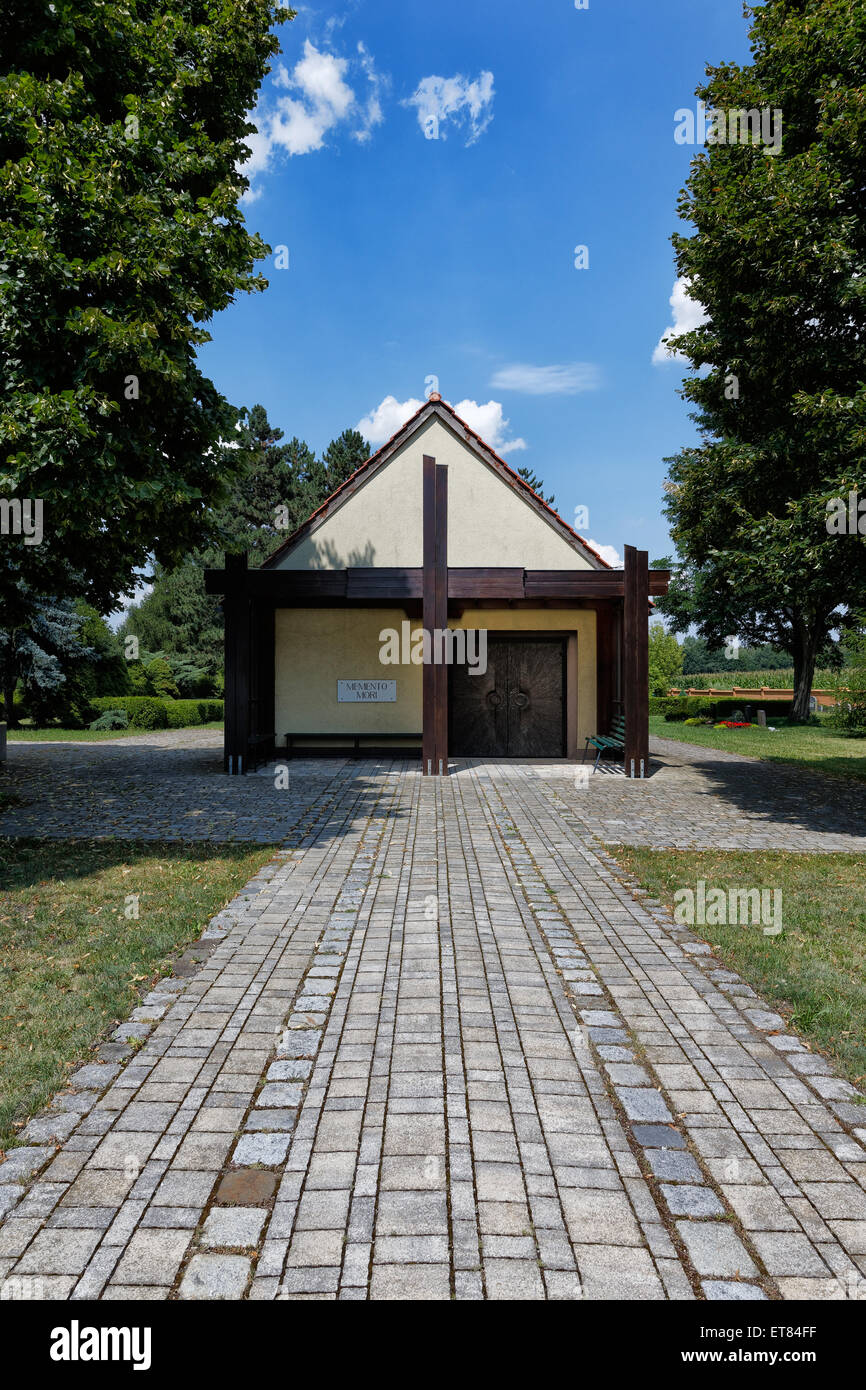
0 0 293 625
648 623 684 695
516 465 555 508
828 615 866 734
120 558 225 679
323 429 370 489
220 405 296 547
76 605 131 698
657 0 866 720
120 405 344 675
1 598 131 726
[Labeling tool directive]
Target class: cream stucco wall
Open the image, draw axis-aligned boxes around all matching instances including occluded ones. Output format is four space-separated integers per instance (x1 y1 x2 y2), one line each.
276 605 597 754
275 608 423 741
274 416 595 572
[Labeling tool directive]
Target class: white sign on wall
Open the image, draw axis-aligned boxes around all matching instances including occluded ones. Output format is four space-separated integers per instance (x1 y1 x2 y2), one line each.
337 680 397 703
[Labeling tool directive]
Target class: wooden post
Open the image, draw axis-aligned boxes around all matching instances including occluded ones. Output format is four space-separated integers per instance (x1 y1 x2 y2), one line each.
434 463 448 774
422 455 448 775
595 603 615 737
223 552 250 775
623 545 649 777
254 602 275 759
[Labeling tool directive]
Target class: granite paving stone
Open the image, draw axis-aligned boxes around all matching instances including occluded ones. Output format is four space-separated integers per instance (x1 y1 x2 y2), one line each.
2 736 865 1300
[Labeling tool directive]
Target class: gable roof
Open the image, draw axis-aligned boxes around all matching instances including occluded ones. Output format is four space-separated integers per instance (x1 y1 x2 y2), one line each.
261 396 611 570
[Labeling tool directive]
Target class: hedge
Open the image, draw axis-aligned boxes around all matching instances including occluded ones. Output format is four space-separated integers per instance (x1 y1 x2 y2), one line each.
661 697 716 721
649 697 686 716
711 697 794 720
91 697 223 728
657 695 797 722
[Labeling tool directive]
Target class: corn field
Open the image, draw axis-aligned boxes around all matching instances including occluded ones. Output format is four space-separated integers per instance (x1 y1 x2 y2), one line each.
677 670 840 691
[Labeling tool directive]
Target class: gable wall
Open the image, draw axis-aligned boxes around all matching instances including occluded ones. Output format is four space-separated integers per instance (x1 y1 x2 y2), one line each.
273 416 593 571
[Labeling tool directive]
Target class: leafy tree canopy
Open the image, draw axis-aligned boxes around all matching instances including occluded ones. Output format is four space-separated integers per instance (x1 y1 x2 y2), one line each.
648 623 684 695
0 0 293 626
120 405 370 674
656 0 866 720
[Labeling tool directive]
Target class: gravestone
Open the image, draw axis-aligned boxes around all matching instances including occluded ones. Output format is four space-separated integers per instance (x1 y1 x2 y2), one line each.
756 709 767 726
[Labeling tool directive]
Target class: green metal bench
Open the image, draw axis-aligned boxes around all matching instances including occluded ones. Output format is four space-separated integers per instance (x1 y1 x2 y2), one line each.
585 713 626 771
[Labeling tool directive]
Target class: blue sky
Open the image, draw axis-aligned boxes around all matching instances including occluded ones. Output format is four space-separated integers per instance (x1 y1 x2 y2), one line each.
198 0 753 567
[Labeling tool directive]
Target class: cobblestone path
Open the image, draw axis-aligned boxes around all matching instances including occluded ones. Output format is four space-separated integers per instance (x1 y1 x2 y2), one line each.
2 732 865 850
1 746 865 1300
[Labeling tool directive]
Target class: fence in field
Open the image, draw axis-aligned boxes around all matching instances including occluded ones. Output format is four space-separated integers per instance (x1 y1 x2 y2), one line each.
668 686 841 708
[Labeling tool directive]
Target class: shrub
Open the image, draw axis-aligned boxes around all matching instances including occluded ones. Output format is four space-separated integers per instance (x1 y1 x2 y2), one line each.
129 698 168 730
145 657 180 699
710 698 794 720
164 700 204 729
826 633 866 735
128 662 154 696
89 709 130 731
663 697 715 721
27 680 95 730
649 697 682 715
89 696 223 729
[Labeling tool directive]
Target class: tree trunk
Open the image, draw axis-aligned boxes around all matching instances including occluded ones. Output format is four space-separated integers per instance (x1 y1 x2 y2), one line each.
2 682 16 729
790 616 822 723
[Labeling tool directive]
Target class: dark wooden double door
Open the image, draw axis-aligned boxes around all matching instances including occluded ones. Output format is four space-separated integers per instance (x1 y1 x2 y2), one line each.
449 635 566 758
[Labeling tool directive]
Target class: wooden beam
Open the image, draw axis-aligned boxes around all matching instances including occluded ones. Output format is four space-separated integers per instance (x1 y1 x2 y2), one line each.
346 568 422 599
205 568 349 600
525 570 670 599
205 565 671 602
447 568 524 599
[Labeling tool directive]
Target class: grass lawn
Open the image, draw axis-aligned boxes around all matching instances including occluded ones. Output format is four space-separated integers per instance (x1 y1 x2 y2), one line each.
0 838 278 1152
7 722 223 742
650 714 866 782
607 846 866 1089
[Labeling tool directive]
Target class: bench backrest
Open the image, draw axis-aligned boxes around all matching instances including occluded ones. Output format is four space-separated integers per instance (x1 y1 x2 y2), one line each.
610 715 626 734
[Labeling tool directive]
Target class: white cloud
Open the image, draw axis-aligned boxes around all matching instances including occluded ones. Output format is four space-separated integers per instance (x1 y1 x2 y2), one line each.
452 398 526 453
240 40 386 197
586 541 622 567
356 395 526 454
652 276 709 364
356 395 425 445
490 362 601 396
404 71 495 145
355 42 386 144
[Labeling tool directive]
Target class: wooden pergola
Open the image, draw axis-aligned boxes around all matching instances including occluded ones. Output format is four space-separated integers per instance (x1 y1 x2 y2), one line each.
206 454 667 777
